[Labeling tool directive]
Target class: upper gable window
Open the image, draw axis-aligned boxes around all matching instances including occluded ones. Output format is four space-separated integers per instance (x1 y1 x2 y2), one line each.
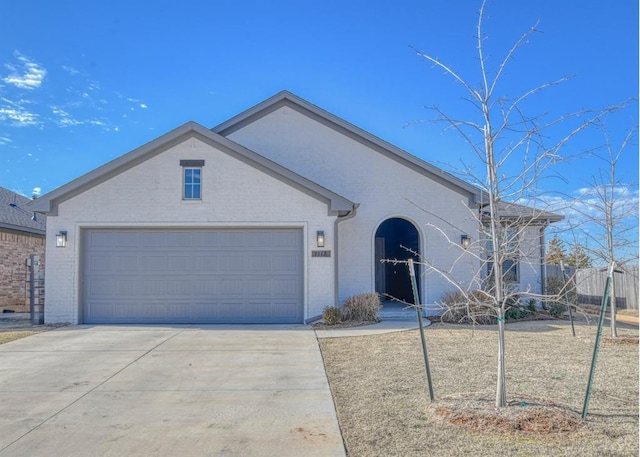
180 160 204 200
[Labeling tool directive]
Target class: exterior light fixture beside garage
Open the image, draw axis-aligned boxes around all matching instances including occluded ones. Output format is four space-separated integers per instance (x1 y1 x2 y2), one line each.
56 231 67 248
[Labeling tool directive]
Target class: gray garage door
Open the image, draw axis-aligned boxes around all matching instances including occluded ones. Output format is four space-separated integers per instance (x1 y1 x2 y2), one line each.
82 228 303 324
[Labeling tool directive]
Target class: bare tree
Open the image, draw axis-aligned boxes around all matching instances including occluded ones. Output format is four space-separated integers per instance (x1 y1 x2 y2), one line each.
411 1 621 407
573 122 638 337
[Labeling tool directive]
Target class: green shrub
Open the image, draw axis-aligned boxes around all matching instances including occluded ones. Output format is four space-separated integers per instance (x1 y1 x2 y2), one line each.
322 306 343 325
548 303 567 317
342 293 381 322
545 276 576 309
439 290 496 325
502 294 531 321
505 305 530 320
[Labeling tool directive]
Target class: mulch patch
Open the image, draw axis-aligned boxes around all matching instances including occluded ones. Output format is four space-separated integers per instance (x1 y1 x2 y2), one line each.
434 395 585 436
602 336 639 346
312 320 379 329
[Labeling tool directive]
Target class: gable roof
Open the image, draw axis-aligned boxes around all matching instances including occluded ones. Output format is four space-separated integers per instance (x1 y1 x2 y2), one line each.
214 91 564 224
28 122 356 216
0 186 46 235
213 90 483 205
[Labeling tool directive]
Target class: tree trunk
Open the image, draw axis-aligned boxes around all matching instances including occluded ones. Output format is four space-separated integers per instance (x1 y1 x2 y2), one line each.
496 307 507 408
609 273 618 337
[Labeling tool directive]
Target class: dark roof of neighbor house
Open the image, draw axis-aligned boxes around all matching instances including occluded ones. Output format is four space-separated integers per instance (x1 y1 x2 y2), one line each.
28 121 356 216
0 186 46 235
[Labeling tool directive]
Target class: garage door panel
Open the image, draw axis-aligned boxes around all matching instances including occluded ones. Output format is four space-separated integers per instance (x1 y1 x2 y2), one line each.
116 255 139 271
120 280 142 296
247 255 271 271
272 255 301 272
86 279 113 297
141 255 166 271
219 278 244 295
88 255 114 271
193 255 218 271
140 232 166 247
219 232 245 248
82 228 303 324
219 255 244 272
272 279 299 296
246 279 273 295
88 232 114 248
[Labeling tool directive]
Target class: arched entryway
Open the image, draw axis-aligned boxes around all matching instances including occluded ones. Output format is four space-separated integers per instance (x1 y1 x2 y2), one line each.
374 218 420 303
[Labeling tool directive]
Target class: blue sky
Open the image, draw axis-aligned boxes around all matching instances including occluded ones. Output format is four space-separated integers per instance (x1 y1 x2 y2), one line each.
0 1 637 257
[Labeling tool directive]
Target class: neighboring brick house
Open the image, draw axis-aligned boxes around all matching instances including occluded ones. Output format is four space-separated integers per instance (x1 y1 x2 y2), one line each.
0 187 46 311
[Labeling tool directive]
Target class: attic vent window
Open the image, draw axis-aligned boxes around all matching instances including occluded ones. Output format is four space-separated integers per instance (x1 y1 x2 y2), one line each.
181 160 204 200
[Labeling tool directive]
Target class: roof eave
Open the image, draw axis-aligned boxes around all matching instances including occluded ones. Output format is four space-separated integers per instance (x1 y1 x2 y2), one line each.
0 222 46 236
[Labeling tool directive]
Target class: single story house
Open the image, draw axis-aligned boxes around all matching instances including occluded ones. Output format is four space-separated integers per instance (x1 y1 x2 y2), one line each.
0 186 46 311
30 91 560 324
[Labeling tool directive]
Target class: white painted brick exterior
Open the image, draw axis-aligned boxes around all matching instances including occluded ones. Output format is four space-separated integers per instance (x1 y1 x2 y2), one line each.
227 107 487 304
517 226 544 296
44 99 548 323
44 137 339 323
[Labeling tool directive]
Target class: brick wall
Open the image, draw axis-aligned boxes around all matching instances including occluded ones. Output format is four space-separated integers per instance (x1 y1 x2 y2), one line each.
0 229 45 310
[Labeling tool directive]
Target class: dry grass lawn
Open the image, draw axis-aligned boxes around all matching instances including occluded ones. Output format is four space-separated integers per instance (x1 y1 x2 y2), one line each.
0 331 41 345
0 316 62 344
318 320 639 457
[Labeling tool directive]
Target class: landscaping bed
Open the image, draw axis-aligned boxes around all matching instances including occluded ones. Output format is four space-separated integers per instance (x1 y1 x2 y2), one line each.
319 319 639 456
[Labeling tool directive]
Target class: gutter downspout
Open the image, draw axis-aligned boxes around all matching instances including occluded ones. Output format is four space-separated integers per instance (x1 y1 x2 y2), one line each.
334 204 359 306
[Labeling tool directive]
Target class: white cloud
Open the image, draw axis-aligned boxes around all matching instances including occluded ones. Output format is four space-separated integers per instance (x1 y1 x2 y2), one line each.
0 107 39 126
32 187 41 197
61 65 79 75
140 103 147 109
51 105 109 129
3 51 46 90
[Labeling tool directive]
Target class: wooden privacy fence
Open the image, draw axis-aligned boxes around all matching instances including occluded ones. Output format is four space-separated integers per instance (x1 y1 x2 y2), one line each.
546 265 639 310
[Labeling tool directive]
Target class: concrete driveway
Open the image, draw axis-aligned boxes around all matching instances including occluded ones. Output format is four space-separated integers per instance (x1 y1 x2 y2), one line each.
0 325 345 456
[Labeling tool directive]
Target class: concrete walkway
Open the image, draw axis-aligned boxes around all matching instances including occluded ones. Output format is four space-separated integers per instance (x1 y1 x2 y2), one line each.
0 325 345 457
314 318 420 339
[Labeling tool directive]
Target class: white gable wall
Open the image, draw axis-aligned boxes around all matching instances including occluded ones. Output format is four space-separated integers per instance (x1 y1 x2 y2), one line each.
44 137 338 323
226 106 482 304
518 226 544 296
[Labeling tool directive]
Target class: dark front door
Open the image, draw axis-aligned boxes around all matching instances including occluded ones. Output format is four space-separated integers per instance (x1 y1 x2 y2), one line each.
374 218 420 303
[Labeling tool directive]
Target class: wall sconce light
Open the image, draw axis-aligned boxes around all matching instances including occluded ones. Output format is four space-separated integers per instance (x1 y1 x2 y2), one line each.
316 230 325 248
461 234 470 249
56 231 68 248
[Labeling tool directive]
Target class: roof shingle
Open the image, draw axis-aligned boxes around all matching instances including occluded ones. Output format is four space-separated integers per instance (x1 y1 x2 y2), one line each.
0 186 46 235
